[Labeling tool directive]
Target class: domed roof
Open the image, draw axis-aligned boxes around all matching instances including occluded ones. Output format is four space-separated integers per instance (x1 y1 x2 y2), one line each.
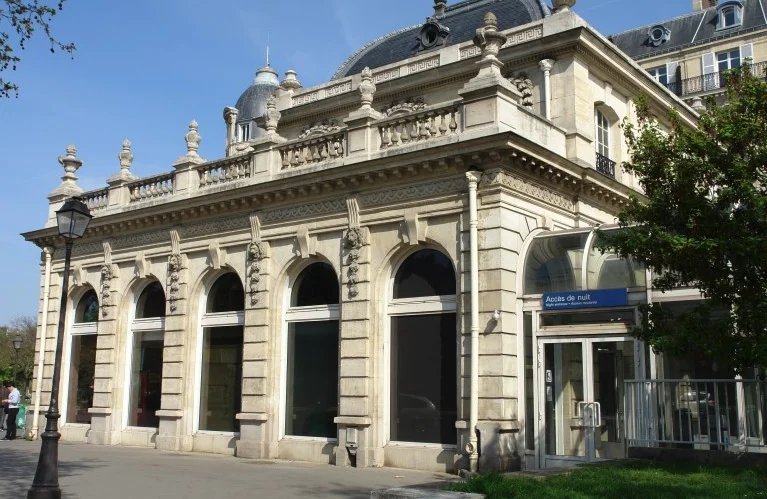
235 65 280 123
332 0 551 80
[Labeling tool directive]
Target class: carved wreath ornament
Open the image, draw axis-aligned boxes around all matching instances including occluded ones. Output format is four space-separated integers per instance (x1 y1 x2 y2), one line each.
167 254 182 313
247 241 265 306
344 228 364 298
99 264 113 317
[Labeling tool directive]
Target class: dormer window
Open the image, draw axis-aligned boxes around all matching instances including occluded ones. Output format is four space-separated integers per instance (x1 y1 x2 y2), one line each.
716 1 743 30
647 25 671 47
418 20 449 51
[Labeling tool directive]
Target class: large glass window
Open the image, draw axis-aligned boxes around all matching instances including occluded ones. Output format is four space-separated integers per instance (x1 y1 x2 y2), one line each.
285 262 339 439
67 334 97 424
595 109 610 158
524 231 590 294
718 48 741 73
648 65 668 86
199 273 244 432
128 282 165 428
67 290 98 424
390 249 457 445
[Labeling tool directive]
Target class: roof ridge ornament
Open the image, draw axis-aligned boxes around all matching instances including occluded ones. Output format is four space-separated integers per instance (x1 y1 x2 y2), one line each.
553 0 576 12
434 0 447 18
49 145 84 198
472 12 507 74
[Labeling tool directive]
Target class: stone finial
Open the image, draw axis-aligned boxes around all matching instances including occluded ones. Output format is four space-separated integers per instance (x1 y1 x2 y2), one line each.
434 0 447 17
118 139 133 171
281 70 302 91
264 95 281 133
553 0 576 12
51 144 84 196
359 67 376 110
472 12 508 74
185 120 201 157
691 97 707 112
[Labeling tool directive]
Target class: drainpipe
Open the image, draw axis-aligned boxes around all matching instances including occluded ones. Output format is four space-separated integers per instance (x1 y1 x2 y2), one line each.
466 170 482 472
31 246 53 440
539 59 554 120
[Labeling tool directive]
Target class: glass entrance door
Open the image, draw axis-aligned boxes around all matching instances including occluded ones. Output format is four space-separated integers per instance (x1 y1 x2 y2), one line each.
538 337 638 468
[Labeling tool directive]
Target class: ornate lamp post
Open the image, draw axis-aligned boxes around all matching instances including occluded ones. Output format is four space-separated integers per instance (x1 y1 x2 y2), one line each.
12 334 22 389
28 197 92 499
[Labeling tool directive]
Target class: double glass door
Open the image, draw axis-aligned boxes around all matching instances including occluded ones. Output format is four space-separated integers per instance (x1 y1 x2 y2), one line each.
538 336 639 468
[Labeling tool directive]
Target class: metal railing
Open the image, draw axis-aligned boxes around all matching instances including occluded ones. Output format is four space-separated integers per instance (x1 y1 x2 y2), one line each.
664 61 767 97
625 379 767 452
596 152 616 178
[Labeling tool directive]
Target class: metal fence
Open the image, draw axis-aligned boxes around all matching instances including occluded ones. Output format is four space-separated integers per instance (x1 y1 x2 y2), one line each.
625 379 767 452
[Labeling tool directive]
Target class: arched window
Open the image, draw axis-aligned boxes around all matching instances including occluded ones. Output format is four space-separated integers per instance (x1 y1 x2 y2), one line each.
389 249 457 445
67 289 99 424
284 262 339 439
595 109 610 159
75 290 99 323
198 272 244 432
127 281 166 428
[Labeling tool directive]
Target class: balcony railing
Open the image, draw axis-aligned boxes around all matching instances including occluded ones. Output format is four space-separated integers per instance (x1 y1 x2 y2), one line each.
596 152 616 178
664 61 767 97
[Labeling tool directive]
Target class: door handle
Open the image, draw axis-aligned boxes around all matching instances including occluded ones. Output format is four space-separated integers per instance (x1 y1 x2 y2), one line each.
593 402 601 427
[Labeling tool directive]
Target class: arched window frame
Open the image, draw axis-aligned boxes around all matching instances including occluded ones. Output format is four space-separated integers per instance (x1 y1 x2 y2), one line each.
280 261 340 441
62 288 99 425
384 248 458 446
595 108 611 159
193 271 245 434
122 280 166 429
716 1 743 30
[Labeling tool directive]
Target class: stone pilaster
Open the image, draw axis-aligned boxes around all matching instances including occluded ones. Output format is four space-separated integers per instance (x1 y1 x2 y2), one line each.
334 225 374 467
236 237 272 459
156 247 192 451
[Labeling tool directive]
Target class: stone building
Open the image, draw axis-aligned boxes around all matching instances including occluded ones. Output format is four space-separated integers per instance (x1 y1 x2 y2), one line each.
611 0 767 109
23 0 700 472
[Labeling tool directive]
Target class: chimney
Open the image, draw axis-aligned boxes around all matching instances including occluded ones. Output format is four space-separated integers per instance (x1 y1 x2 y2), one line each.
692 0 717 11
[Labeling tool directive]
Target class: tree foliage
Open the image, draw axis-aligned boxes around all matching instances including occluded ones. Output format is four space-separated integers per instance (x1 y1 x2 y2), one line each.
600 64 767 372
0 0 74 98
0 316 36 394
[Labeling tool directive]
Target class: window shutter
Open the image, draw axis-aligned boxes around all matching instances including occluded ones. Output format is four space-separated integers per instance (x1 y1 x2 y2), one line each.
741 44 753 63
702 53 716 75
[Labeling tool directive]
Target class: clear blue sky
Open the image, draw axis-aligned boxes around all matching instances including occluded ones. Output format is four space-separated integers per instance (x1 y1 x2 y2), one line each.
0 0 692 324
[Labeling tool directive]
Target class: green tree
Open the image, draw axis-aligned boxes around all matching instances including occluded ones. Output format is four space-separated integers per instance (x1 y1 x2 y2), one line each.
0 316 36 395
0 0 75 98
600 64 767 372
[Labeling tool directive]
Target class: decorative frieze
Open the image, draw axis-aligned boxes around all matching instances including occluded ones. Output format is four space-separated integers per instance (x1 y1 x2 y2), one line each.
481 170 575 211
298 119 343 139
373 68 400 83
292 91 320 106
381 97 426 117
502 25 543 47
262 198 346 223
359 177 465 207
409 56 439 74
325 81 352 98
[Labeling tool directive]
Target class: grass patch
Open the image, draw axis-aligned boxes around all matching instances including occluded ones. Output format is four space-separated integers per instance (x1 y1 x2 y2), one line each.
446 461 767 498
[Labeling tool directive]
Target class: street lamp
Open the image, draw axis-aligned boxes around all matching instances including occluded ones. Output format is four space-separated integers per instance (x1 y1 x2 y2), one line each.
28 197 91 499
13 333 23 353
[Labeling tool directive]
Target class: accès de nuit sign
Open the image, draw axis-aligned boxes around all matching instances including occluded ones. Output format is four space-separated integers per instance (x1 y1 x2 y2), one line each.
542 288 628 311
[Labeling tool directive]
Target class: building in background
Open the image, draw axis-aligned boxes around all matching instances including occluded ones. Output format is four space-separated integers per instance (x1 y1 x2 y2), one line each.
612 0 767 109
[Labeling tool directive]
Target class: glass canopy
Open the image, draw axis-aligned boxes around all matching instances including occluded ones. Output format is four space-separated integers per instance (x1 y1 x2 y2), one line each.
523 228 645 295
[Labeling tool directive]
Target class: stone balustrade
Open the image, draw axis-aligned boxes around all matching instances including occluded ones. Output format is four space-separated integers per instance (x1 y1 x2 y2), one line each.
197 156 252 187
127 172 175 202
378 105 459 149
82 188 109 212
278 132 346 169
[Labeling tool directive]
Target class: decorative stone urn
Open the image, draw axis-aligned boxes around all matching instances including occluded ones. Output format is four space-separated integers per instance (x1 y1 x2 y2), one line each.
553 0 576 11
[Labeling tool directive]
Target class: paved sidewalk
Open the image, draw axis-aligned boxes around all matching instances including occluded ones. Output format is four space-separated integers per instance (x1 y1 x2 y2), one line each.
0 439 456 499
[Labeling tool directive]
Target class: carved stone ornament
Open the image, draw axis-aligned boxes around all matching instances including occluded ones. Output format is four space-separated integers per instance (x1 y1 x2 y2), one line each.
281 70 302 91
510 73 534 107
472 12 507 71
167 253 182 313
298 119 343 139
118 139 134 171
99 264 113 317
52 144 84 196
343 227 365 298
381 97 426 117
264 95 281 133
246 241 265 306
553 0 576 12
359 67 376 109
185 120 202 157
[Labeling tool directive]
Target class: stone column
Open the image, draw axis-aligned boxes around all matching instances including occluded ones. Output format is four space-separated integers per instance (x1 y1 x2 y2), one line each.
334 219 374 467
538 59 554 120
156 234 192 451
236 221 273 458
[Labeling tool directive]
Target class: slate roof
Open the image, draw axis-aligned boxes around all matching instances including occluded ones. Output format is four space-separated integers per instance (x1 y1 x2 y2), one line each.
611 0 767 60
331 0 551 79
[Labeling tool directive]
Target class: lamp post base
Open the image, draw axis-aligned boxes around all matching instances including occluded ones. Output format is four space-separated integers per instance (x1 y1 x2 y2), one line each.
27 413 62 499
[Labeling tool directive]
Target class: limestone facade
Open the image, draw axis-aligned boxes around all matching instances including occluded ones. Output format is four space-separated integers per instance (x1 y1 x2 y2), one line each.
23 4 696 473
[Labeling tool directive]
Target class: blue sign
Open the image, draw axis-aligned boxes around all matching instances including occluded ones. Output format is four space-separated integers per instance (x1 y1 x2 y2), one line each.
542 288 628 311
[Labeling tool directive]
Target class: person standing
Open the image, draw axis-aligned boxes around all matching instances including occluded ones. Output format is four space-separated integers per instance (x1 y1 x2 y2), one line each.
2 381 20 440
0 382 8 431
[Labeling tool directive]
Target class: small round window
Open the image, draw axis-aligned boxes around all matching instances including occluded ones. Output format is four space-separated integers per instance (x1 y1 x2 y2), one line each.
648 25 670 47
420 24 439 49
